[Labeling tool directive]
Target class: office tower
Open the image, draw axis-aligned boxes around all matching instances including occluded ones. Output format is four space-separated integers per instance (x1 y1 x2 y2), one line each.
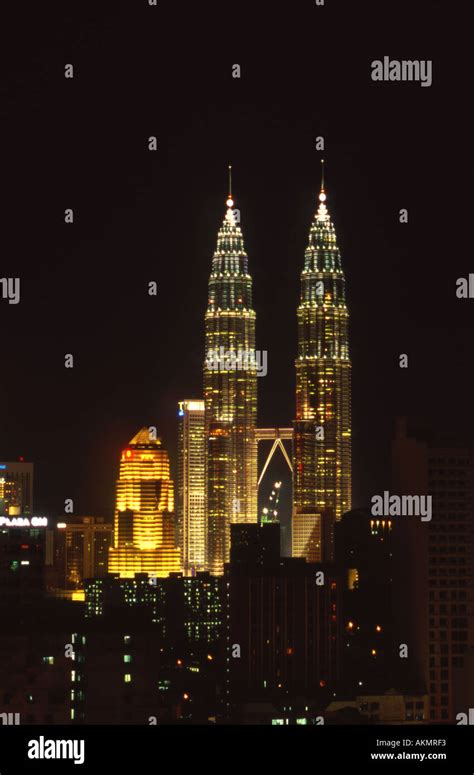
391 419 474 722
177 400 206 575
0 461 33 516
204 171 258 575
108 427 180 578
293 165 351 561
49 517 113 590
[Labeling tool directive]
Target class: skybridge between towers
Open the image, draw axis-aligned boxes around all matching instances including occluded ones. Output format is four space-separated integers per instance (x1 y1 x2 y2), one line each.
255 427 293 488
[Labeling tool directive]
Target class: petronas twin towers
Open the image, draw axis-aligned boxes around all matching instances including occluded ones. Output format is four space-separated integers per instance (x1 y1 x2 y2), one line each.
204 193 258 575
204 166 351 575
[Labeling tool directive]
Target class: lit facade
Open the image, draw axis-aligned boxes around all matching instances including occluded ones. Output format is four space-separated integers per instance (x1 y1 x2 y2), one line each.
0 461 33 516
177 400 206 575
292 510 322 562
204 180 258 575
293 173 351 561
182 574 222 642
51 517 113 590
108 428 180 578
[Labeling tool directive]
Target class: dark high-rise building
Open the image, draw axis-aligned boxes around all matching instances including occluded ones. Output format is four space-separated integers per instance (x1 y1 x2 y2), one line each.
84 572 223 645
230 522 280 568
335 508 399 696
0 524 46 604
0 598 78 725
204 173 258 576
391 419 474 722
82 573 224 723
293 168 351 561
226 523 340 720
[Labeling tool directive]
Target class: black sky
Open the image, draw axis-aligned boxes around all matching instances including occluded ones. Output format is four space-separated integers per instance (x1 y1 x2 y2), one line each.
2 0 470 521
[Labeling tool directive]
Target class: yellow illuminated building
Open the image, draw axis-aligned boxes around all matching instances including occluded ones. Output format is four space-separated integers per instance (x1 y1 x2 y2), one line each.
108 427 180 578
177 400 206 575
204 171 258 576
293 163 352 561
292 510 323 562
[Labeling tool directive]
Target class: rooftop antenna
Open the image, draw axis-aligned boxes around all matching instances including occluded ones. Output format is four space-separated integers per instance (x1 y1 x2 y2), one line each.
226 165 234 207
319 158 327 202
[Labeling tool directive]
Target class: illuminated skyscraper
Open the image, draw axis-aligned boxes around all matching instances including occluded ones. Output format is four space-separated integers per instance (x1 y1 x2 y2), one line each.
177 399 206 575
204 169 258 575
108 427 180 578
293 163 351 561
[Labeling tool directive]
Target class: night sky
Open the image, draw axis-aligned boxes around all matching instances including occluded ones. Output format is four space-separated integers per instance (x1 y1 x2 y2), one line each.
2 0 468 524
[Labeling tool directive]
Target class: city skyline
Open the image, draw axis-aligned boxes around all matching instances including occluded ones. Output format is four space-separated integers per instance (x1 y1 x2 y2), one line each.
3 0 459 525
2 0 472 755
0 169 353 587
2 149 470 524
33 170 353 575
3 167 355 531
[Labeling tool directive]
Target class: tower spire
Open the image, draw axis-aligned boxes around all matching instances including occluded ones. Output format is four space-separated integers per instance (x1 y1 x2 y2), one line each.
226 165 234 208
319 158 326 202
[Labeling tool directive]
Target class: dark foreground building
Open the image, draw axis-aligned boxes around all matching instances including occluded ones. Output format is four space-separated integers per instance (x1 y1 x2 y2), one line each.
225 523 341 723
391 419 474 722
335 508 397 695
